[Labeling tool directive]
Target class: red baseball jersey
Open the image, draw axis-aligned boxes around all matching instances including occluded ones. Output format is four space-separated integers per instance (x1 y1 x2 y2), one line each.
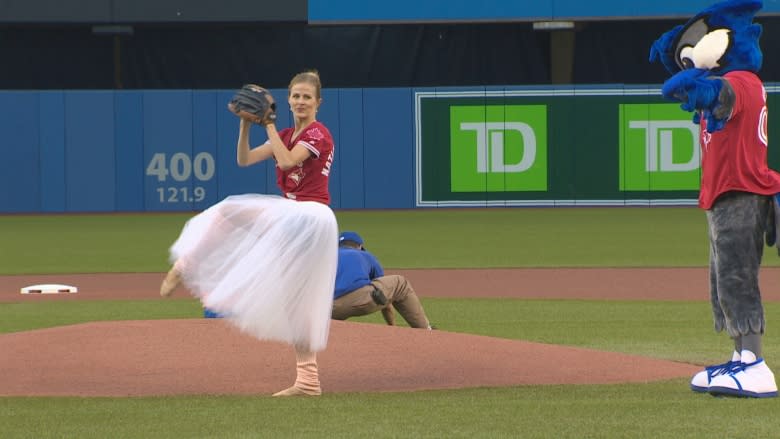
276 121 335 205
698 71 780 209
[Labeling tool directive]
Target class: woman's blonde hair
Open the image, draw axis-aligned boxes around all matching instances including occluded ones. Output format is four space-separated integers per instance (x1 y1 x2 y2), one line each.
288 70 322 99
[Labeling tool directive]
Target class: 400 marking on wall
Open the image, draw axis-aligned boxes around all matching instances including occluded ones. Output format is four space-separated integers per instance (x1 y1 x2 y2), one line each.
145 152 215 204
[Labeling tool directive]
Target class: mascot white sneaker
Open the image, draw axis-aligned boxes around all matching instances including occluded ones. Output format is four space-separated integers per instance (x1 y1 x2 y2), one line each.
709 351 778 398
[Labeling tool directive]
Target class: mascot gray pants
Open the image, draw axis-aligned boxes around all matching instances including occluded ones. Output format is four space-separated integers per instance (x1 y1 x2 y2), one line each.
706 191 772 338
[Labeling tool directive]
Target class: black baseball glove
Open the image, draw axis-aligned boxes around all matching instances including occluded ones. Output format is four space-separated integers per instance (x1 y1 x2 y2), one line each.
227 84 277 125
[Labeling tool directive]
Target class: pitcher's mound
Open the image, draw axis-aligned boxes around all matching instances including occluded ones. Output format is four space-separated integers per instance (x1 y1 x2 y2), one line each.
0 319 699 397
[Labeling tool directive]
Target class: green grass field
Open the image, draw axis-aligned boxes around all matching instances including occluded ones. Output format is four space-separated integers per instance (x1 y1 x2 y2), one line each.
4 206 777 273
1 207 779 438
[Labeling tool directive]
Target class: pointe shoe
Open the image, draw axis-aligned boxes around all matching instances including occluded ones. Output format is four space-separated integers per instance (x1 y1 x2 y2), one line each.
159 268 182 297
272 385 321 397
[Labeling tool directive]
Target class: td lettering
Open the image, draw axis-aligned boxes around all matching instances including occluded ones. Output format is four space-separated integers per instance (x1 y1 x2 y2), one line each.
628 120 700 172
459 122 536 173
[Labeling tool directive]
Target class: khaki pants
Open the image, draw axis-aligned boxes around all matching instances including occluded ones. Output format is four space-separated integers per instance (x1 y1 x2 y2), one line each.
332 274 430 328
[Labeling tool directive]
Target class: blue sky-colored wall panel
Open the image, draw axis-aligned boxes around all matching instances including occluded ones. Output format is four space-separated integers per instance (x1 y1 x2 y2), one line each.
309 0 780 22
362 88 415 208
316 88 340 207
192 91 220 211
38 92 66 212
114 92 144 211
309 0 553 22
334 88 366 209
0 93 40 212
64 91 116 212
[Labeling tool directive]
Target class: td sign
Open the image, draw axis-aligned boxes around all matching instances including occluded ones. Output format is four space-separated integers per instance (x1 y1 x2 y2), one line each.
450 105 548 192
415 90 708 207
619 103 701 191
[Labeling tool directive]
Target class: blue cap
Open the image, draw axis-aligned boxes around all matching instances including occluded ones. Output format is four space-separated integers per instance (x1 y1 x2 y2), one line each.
339 231 364 246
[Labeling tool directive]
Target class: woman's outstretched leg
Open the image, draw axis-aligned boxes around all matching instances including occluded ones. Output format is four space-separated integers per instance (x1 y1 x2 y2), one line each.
160 201 265 297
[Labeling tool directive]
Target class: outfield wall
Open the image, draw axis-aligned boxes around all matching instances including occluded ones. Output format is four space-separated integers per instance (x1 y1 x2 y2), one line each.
1 85 778 212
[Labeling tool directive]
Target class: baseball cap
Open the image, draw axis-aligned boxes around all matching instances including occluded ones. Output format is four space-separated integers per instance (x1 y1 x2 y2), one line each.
339 231 364 246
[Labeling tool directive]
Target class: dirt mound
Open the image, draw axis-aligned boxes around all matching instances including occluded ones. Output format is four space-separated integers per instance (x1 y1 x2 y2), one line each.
0 319 699 397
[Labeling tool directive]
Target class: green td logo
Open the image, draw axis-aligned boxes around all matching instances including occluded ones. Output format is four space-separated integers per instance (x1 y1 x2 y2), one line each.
450 105 547 192
619 103 701 191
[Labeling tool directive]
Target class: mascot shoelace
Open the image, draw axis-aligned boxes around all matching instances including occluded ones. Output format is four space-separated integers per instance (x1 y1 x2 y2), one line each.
650 0 780 398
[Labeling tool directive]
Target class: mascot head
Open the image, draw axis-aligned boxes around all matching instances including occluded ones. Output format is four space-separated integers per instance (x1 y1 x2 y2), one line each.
649 0 763 75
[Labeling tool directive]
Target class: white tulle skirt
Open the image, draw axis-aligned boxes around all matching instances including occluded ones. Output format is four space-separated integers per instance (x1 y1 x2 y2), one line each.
168 194 338 352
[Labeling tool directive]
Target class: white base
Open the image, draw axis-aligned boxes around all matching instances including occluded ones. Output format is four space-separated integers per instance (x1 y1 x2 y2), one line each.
20 284 78 294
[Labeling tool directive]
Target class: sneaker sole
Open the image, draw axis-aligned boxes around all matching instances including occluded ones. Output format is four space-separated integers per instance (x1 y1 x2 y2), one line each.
708 386 778 398
690 384 708 393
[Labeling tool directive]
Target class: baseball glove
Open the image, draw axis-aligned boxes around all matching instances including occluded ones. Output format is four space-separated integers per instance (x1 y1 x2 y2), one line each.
227 84 277 125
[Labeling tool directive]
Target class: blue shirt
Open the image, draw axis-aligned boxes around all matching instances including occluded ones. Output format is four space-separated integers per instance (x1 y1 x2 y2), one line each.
333 247 384 299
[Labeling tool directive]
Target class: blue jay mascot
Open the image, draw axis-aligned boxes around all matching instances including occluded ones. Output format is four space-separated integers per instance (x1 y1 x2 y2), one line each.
650 0 780 398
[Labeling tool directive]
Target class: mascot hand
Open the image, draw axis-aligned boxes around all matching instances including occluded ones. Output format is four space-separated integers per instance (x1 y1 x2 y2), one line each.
661 68 717 109
661 68 733 132
649 25 684 74
692 108 727 133
702 111 727 132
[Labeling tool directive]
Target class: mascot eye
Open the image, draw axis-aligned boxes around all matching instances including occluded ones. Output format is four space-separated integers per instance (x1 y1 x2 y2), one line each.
679 46 695 69
692 28 730 70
